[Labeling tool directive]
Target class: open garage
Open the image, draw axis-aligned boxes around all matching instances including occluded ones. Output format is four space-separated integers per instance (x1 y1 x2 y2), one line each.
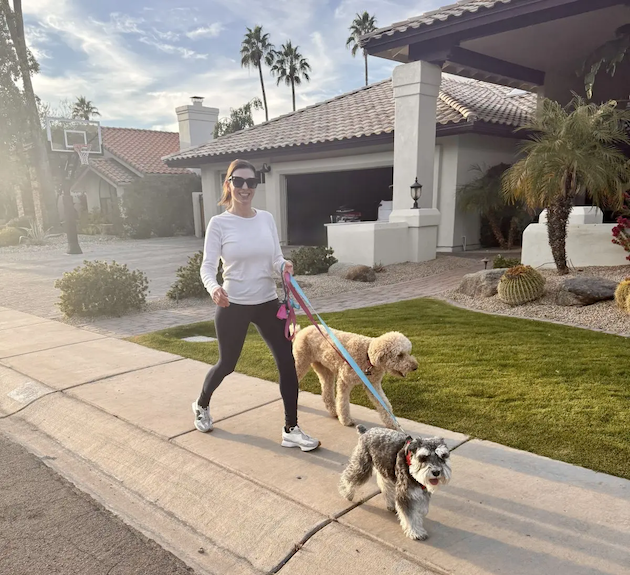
286 166 393 246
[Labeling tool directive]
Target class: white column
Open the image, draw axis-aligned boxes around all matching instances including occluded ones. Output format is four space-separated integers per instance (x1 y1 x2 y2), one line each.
391 60 441 212
389 60 442 263
200 167 222 232
265 171 287 243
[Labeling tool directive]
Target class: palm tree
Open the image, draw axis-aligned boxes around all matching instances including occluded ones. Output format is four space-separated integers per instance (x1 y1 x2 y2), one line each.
270 41 310 112
580 24 630 99
72 96 100 120
240 25 275 122
346 11 377 86
1 0 59 228
503 96 630 275
457 163 528 250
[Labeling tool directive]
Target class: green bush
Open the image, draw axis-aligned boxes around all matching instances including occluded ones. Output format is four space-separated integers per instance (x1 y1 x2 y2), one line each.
292 246 337 275
493 254 521 269
0 226 22 247
54 260 149 318
77 209 122 236
167 251 223 300
122 174 199 238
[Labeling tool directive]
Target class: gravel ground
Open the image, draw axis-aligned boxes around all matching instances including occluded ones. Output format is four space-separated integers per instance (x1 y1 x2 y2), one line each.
447 265 630 337
61 255 478 327
0 234 121 258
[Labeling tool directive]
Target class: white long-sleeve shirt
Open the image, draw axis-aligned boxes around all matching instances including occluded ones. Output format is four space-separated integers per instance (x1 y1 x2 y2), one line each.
200 209 286 305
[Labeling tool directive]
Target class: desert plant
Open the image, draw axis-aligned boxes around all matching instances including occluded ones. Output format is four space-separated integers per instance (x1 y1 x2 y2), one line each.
504 97 630 275
614 278 630 309
497 265 546 306
493 254 521 269
292 246 337 275
270 40 311 112
18 221 59 245
611 214 630 262
0 226 21 246
54 260 148 318
240 25 275 122
458 163 528 250
346 11 377 86
167 251 224 300
6 215 32 229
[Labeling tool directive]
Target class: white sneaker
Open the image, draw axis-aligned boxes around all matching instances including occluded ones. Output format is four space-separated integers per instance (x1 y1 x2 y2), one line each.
192 401 213 432
281 426 320 452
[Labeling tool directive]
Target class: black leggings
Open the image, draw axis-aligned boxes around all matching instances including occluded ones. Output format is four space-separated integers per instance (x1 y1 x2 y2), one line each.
198 299 299 428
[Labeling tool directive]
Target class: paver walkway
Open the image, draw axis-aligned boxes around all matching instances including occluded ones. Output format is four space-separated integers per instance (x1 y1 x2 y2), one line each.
73 262 482 337
1 306 628 575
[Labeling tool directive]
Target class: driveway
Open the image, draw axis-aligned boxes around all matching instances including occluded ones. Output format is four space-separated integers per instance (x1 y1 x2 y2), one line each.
0 236 204 318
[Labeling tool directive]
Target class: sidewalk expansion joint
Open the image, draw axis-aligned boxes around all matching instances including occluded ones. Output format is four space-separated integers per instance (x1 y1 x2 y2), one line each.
168 397 283 441
0 335 110 360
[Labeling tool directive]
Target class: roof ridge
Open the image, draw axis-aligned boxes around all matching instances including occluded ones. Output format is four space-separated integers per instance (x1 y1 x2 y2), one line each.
438 84 477 122
102 126 178 135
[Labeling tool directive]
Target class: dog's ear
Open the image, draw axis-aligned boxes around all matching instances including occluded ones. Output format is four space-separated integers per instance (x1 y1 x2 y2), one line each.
435 443 450 460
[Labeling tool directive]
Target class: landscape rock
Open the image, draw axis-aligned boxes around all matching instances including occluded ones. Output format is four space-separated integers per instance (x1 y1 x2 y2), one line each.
345 265 377 283
555 277 618 306
327 262 355 278
457 269 508 297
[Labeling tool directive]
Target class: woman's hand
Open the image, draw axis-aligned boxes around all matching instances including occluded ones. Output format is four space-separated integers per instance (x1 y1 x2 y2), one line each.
211 287 230 307
283 260 294 276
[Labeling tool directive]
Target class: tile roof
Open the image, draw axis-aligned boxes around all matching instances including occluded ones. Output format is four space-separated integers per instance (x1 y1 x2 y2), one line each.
361 0 515 46
165 75 535 165
89 158 139 186
101 127 190 176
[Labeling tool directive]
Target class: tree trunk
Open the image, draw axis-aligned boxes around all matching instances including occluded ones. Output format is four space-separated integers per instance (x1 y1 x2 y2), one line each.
488 215 508 249
291 79 295 111
258 63 269 122
507 217 519 250
364 50 368 86
546 180 574 274
3 0 59 228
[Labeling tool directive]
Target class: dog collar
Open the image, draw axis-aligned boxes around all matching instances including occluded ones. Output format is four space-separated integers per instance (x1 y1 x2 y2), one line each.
364 357 374 376
405 440 427 491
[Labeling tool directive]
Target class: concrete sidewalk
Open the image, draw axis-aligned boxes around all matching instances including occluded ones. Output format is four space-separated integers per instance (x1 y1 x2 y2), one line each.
1 306 628 575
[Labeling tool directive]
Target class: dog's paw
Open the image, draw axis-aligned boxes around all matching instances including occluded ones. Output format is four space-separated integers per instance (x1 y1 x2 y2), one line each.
405 528 428 541
340 418 356 427
386 505 396 513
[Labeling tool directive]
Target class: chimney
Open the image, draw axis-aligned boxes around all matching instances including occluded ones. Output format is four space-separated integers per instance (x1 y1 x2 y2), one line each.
176 96 219 151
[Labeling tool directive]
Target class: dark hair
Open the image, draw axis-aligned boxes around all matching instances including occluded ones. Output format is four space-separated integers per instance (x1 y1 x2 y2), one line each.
219 159 257 207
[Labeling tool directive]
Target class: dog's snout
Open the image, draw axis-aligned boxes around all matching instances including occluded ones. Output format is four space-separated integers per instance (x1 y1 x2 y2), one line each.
431 470 441 477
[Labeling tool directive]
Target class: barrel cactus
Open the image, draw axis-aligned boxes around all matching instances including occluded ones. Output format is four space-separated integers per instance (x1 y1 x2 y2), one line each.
614 278 630 310
497 265 545 306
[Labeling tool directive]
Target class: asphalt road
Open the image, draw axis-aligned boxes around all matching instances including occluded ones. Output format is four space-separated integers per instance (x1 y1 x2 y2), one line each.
0 432 195 575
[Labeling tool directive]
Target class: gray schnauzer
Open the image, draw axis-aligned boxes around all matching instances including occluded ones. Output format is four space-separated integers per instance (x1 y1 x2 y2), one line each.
339 425 451 541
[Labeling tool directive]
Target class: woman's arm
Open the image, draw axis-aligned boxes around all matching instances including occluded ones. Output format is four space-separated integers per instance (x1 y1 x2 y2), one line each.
200 217 222 296
268 213 288 275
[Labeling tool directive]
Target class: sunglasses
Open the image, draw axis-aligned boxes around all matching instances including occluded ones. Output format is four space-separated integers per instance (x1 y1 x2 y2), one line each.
229 176 259 189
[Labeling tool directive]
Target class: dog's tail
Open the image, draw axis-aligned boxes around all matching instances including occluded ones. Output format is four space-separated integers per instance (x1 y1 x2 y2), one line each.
356 424 368 435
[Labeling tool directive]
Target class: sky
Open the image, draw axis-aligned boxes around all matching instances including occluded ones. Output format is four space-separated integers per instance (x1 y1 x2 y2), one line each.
23 0 445 132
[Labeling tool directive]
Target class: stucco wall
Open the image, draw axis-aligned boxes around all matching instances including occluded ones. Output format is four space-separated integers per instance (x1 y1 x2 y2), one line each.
436 134 521 252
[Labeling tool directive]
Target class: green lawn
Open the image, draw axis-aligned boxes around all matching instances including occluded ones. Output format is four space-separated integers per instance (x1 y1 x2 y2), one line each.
130 299 630 479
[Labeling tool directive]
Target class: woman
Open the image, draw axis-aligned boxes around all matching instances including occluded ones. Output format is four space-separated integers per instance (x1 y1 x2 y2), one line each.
192 159 319 452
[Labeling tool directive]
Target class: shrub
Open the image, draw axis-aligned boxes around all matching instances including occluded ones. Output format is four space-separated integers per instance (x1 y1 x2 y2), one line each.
54 260 149 318
0 226 22 247
292 246 337 275
611 215 630 262
614 278 630 310
493 254 521 269
167 251 223 300
122 174 198 238
497 265 545 306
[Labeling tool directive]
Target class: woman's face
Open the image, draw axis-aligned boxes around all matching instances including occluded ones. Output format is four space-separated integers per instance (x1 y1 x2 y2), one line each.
229 168 257 208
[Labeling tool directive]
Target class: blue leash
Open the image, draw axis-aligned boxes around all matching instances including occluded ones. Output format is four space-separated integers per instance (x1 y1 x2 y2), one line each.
287 275 405 433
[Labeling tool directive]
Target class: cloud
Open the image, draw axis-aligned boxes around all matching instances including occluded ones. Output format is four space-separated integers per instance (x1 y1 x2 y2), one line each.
186 23 224 39
139 37 208 59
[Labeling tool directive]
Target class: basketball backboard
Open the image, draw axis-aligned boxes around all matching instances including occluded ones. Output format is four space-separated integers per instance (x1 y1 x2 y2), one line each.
45 117 103 155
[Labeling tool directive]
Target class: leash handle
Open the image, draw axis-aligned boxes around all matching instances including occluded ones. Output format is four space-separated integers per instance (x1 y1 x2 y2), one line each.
287 276 404 434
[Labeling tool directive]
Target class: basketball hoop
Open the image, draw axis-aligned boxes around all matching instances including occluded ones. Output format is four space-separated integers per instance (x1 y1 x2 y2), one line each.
73 143 92 165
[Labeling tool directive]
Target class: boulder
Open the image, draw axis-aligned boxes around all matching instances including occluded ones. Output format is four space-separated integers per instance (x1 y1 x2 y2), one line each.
328 262 355 277
345 265 377 283
555 277 618 306
457 269 508 298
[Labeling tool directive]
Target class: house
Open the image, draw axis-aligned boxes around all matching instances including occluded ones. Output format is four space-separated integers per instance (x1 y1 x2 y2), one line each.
70 127 192 218
357 0 630 267
164 75 535 265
